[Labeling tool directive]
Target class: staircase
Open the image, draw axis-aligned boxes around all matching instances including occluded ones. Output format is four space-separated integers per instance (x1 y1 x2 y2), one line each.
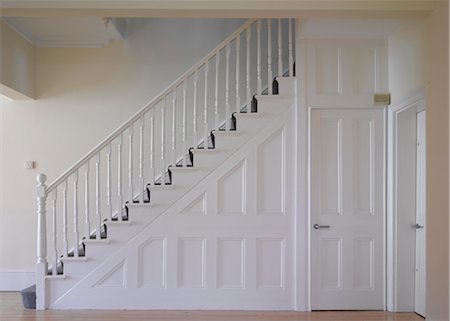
32 18 297 310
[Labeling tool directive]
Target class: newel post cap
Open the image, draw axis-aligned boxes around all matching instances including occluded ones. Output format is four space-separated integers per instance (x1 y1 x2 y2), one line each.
36 173 47 198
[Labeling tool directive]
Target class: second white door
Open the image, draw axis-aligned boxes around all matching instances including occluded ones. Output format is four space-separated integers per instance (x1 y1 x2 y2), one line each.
310 108 385 310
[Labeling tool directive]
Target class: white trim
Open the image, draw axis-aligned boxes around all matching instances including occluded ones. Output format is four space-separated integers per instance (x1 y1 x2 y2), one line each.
386 89 426 312
295 23 309 311
0 271 35 291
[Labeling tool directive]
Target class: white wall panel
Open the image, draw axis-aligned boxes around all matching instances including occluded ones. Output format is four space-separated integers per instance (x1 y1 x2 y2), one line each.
217 238 245 289
306 39 388 107
181 193 207 215
138 237 166 288
95 260 127 288
256 238 285 289
257 129 285 216
177 238 205 288
218 161 246 215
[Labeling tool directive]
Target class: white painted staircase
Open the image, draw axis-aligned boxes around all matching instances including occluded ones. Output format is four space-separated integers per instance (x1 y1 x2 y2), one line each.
31 18 297 310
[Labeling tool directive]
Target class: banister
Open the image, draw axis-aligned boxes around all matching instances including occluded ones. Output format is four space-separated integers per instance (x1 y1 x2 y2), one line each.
46 18 256 192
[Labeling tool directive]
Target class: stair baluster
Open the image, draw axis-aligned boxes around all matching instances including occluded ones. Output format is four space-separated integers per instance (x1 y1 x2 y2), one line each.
117 134 123 221
171 91 177 168
225 43 230 131
52 189 57 275
95 153 101 239
203 63 209 149
267 18 273 95
235 34 240 114
278 19 283 77
182 80 187 166
161 101 166 185
106 144 112 219
73 171 79 257
214 53 220 130
289 18 294 77
84 163 90 234
139 117 145 203
149 112 155 184
62 180 68 256
128 126 134 201
193 71 198 148
257 19 262 95
246 27 251 113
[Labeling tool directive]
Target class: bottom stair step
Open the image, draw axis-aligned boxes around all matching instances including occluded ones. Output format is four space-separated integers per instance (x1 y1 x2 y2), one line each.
20 284 36 309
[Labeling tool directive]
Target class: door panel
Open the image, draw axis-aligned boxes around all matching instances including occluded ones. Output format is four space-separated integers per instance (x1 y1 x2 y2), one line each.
311 108 384 310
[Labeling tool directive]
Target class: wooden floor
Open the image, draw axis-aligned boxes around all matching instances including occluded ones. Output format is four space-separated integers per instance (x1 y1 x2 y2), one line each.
0 292 424 321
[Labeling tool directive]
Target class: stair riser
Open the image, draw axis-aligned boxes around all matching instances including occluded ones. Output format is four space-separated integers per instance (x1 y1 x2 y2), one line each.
275 77 296 96
170 170 207 187
190 151 228 169
212 133 251 151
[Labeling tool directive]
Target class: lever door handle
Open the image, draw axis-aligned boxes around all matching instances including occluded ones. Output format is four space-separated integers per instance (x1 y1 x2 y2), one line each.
413 223 424 229
313 224 330 230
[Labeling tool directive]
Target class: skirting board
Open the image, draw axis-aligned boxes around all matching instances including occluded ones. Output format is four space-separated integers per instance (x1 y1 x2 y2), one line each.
0 271 35 291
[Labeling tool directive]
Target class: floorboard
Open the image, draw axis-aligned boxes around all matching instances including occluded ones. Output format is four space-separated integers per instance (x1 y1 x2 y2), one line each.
0 292 424 321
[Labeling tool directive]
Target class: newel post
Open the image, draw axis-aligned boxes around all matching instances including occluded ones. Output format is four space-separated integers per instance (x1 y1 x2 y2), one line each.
36 173 48 310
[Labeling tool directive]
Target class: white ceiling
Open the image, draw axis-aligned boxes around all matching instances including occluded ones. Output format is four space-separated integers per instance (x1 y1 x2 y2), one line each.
3 17 127 48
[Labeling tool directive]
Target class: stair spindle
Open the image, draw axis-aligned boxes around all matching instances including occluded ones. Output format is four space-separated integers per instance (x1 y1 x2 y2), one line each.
62 180 68 256
95 153 101 239
235 34 241 114
182 80 187 166
106 143 112 220
214 53 220 130
117 134 123 221
278 19 283 77
139 117 145 203
171 91 177 168
288 18 293 77
257 19 262 95
193 71 198 147
225 43 231 130
52 189 57 276
128 126 134 202
267 18 273 95
149 112 155 185
73 171 79 257
161 101 166 185
203 63 209 149
246 27 251 113
84 163 91 234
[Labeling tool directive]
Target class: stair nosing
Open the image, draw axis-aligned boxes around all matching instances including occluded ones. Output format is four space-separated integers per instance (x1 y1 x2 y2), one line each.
45 274 66 280
83 239 110 244
60 257 88 262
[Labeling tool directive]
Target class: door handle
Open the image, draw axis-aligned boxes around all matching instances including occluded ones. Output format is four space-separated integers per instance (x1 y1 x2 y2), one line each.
313 224 330 230
413 223 424 229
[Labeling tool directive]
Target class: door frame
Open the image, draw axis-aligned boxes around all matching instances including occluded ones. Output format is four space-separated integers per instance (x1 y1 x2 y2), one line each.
386 89 426 312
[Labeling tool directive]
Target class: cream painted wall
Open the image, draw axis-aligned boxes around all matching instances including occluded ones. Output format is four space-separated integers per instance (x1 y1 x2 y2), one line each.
0 18 244 274
388 19 426 106
424 3 449 320
389 4 449 320
0 20 35 99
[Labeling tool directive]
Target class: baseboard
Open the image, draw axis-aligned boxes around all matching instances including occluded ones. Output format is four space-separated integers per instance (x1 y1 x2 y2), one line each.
0 271 35 291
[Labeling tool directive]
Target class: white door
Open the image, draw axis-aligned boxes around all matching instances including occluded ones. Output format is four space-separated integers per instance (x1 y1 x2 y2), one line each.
414 110 426 317
310 108 385 310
